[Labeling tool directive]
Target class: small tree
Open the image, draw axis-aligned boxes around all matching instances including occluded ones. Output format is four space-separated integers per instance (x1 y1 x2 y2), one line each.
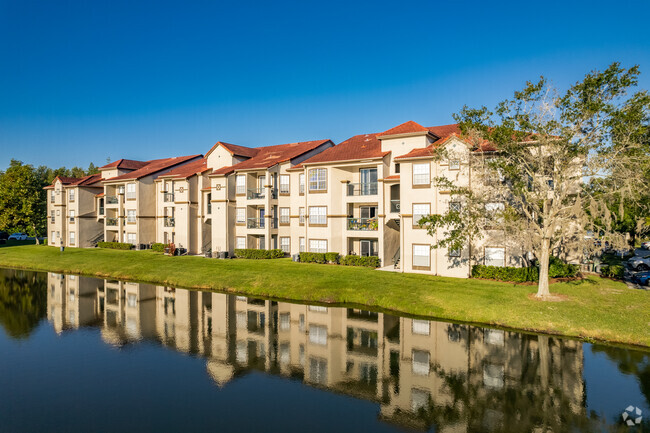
420 63 650 298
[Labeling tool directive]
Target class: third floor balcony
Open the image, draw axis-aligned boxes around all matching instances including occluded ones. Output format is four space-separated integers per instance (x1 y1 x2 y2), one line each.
106 195 119 205
347 182 378 196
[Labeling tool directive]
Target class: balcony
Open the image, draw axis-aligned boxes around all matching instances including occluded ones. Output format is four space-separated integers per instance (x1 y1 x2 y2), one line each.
247 218 265 229
106 196 118 205
347 218 378 231
347 182 378 196
164 217 175 227
106 217 118 227
247 188 265 200
390 200 400 213
163 193 175 202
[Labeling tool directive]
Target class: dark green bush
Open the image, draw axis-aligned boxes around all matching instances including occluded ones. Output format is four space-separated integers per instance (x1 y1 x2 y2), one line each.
601 265 624 279
234 248 284 259
325 252 340 264
299 252 327 264
549 256 579 278
472 265 539 282
340 255 381 268
97 242 133 250
151 243 166 253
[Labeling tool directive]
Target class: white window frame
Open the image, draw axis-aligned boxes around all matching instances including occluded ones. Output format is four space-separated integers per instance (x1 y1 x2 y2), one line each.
308 168 327 191
299 173 305 194
449 159 460 170
412 203 430 225
126 183 136 199
299 237 305 253
279 207 290 224
449 202 461 212
126 233 136 244
68 189 75 202
279 175 290 194
236 175 246 195
299 207 305 224
309 239 327 253
413 163 430 185
236 236 246 249
485 247 505 267
127 210 136 223
236 208 246 224
69 231 76 245
69 210 75 222
413 244 430 268
280 236 290 253
308 206 327 225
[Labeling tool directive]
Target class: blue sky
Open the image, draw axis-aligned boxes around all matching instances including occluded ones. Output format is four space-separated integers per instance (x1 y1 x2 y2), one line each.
1 0 649 169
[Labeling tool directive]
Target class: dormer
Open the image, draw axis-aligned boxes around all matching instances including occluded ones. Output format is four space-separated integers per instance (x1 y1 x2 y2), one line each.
205 141 259 171
378 121 437 156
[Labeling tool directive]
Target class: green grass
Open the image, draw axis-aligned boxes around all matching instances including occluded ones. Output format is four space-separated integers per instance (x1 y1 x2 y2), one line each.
1 245 649 348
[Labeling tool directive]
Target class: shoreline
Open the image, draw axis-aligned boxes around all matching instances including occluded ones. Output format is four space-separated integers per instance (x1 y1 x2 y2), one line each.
0 245 648 350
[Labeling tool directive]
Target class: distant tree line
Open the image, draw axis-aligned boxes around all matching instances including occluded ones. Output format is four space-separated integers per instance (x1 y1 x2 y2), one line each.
0 159 101 241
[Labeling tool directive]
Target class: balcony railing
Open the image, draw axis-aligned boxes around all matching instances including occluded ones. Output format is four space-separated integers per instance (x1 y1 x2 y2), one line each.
106 217 118 226
390 200 400 213
163 193 175 202
347 217 378 231
247 188 265 200
164 217 175 227
247 218 265 229
106 195 118 205
347 182 378 196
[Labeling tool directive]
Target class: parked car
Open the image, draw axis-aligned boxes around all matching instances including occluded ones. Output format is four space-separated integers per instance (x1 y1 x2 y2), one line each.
632 271 650 286
641 241 650 250
8 233 28 241
628 254 650 271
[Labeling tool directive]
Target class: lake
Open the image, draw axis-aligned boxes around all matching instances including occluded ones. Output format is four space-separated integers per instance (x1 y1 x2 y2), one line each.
0 268 648 432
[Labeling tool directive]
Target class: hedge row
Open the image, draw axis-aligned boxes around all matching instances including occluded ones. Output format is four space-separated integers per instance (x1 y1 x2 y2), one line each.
234 249 285 259
97 242 133 250
299 252 339 264
601 265 624 279
299 252 381 268
340 255 381 268
472 260 580 283
548 256 580 278
151 243 166 253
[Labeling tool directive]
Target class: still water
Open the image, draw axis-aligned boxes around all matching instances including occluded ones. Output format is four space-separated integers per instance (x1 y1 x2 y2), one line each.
0 268 648 432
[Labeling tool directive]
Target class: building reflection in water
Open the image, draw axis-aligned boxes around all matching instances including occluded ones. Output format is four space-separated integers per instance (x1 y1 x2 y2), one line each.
47 272 588 432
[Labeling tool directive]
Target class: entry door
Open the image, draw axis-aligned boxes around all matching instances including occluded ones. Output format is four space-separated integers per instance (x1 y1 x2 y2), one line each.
259 208 265 228
361 240 374 257
360 168 377 194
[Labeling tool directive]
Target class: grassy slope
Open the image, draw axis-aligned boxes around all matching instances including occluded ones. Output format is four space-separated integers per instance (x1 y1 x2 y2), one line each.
1 245 648 348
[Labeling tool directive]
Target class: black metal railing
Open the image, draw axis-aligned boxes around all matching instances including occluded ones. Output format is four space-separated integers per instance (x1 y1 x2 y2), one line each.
347 182 378 196
347 217 378 231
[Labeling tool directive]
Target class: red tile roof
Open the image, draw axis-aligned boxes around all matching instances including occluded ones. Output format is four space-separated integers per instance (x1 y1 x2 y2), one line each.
377 120 430 137
104 155 202 182
297 134 388 166
44 174 103 189
158 158 210 179
384 174 400 180
205 141 259 159
100 159 149 170
211 140 331 176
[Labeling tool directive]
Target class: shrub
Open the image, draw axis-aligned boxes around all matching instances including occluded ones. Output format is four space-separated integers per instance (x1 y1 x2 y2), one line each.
549 256 580 278
472 265 538 282
340 255 381 268
299 252 327 264
151 243 166 253
601 265 624 279
325 252 340 264
97 242 133 250
234 249 284 259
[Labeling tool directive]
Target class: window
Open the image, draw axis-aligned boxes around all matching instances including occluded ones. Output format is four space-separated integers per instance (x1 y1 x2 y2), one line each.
279 313 290 332
395 163 400 174
56 231 60 239
69 231 75 245
50 210 55 222
309 239 327 253
485 247 505 267
309 324 328 346
412 350 430 376
50 190 55 202
308 168 327 191
299 237 305 253
118 185 125 195
412 204 430 226
309 206 327 225
279 207 290 224
280 237 290 253
413 163 430 185
236 175 246 195
69 189 75 202
299 173 305 194
485 202 505 225
51 231 55 244
126 183 136 199
236 237 246 249
69 210 75 222
127 233 136 244
279 175 290 194
56 210 60 216
299 207 305 224
449 159 460 170
449 202 461 212
413 244 430 268
411 388 431 412
127 210 136 223
236 208 246 224
483 364 504 389
449 248 461 257
412 320 430 336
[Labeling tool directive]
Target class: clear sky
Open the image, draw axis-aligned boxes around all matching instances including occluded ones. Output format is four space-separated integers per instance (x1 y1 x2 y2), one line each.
1 0 649 169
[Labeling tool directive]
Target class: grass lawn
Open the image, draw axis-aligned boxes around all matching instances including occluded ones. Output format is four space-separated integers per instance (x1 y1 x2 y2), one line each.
1 245 649 348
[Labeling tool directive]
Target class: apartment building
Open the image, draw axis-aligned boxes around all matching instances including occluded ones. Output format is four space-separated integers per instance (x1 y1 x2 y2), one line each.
45 120 528 278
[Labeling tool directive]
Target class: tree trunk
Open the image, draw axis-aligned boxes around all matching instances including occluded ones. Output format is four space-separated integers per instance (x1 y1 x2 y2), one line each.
536 238 551 299
32 224 40 245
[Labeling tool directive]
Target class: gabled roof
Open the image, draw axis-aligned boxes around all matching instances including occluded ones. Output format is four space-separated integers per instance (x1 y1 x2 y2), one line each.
103 155 202 182
157 158 210 179
211 140 331 176
100 159 149 170
377 120 430 137
205 141 259 159
44 173 103 189
296 134 388 166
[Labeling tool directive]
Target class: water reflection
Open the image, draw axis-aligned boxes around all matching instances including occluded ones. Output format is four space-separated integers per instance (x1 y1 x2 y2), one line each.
43 271 599 431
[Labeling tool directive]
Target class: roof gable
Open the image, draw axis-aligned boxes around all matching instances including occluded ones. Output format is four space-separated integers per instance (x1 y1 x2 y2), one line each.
103 155 203 182
205 141 259 159
377 121 430 138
